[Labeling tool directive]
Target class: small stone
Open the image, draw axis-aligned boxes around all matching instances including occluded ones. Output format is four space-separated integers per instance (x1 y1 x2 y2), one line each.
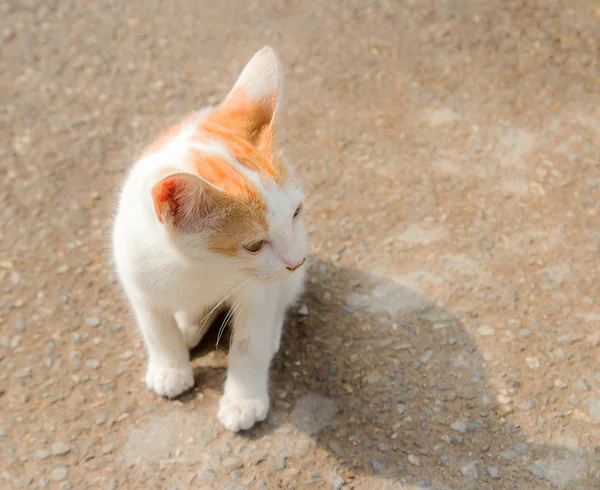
273 456 286 471
451 420 467 433
105 478 118 490
0 428 7 437
408 454 420 466
459 458 478 479
50 468 67 481
420 350 433 363
95 414 106 425
554 379 568 389
526 357 540 370
85 317 101 327
371 460 384 471
478 325 495 336
116 413 129 422
110 324 122 332
515 443 527 453
10 335 21 348
36 449 50 460
518 400 535 411
51 442 70 456
520 329 531 339
478 237 495 251
528 464 545 478
16 317 25 331
329 475 344 490
101 443 114 455
396 402 406 415
500 450 519 460
378 443 392 452
487 467 501 479
58 483 72 490
298 305 309 316
585 396 600 424
85 359 101 370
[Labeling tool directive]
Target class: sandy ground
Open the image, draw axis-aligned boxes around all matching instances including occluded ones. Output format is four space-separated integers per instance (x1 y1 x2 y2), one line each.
1 0 600 489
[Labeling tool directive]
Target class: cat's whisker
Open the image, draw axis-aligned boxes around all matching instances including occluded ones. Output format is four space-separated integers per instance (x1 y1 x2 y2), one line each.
216 281 254 348
198 277 252 330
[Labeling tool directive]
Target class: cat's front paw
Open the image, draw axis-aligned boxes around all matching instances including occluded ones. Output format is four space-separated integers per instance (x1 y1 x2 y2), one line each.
145 363 194 398
218 393 269 432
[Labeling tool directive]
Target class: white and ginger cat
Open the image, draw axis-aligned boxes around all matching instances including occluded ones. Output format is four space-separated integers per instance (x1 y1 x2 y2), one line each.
112 47 307 432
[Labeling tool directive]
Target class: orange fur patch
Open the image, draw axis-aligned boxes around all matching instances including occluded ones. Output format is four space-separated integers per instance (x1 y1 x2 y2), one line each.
144 88 287 257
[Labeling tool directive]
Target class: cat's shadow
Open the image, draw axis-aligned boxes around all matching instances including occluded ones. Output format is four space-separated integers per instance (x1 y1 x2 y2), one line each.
182 259 595 488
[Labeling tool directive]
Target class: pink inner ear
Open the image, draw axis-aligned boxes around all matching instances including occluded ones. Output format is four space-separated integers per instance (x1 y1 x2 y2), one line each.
152 178 179 223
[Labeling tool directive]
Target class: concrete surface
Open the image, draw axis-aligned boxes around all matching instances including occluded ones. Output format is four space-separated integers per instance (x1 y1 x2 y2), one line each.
1 0 600 488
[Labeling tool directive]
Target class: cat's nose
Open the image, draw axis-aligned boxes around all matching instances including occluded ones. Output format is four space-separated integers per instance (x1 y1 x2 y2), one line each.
286 257 306 272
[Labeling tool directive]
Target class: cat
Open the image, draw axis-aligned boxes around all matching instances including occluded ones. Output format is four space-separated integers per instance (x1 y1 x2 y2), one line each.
112 47 307 432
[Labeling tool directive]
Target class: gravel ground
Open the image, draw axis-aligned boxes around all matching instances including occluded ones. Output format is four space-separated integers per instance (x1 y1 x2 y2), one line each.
1 0 600 489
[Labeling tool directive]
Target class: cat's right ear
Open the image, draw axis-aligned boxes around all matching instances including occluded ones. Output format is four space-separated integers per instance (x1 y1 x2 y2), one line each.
150 170 212 227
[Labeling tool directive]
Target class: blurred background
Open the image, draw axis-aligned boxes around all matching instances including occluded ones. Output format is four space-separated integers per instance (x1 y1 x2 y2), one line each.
1 0 600 488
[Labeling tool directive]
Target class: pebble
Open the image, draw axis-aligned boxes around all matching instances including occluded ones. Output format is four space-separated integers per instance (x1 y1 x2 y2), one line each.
420 350 433 363
101 443 114 454
584 396 600 423
51 442 70 456
408 454 420 466
378 443 392 452
50 468 68 481
487 467 500 479
85 359 101 370
273 456 286 471
36 449 51 460
477 325 495 336
371 460 384 471
451 420 467 433
459 458 478 479
329 475 344 490
554 379 568 389
528 464 545 478
110 324 123 332
0 428 7 437
396 402 406 415
96 414 106 425
16 317 25 331
298 305 309 316
105 478 118 490
518 400 535 411
526 357 540 370
85 317 101 327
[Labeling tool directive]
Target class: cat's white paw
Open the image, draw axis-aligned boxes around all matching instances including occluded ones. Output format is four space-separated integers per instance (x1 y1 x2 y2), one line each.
145 363 194 398
218 394 269 432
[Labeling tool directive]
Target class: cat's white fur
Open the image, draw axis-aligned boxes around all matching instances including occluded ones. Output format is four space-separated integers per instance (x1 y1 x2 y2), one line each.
112 47 307 432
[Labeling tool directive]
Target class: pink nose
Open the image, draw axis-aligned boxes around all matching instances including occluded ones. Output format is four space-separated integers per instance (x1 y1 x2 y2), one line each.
286 257 306 272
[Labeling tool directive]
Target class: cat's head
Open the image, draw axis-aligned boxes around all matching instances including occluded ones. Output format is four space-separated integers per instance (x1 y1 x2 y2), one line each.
147 47 307 281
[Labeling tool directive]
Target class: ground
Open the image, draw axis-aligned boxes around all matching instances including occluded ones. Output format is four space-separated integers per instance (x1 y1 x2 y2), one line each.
1 0 600 489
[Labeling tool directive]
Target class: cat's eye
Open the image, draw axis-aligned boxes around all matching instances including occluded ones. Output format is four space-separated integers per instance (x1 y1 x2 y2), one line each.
244 240 266 253
293 203 303 218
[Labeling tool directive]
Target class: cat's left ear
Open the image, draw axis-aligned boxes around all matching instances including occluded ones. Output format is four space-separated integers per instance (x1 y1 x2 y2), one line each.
211 47 282 147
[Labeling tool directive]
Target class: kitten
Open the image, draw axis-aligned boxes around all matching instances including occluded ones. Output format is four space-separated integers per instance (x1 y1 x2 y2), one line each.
112 47 307 432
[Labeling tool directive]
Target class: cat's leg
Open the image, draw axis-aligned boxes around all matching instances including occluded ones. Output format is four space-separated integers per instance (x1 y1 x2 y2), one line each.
272 269 306 355
130 298 194 398
218 284 281 432
175 307 221 350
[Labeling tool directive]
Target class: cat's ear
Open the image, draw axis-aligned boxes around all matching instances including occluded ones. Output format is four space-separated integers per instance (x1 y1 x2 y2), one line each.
150 169 214 227
211 47 282 146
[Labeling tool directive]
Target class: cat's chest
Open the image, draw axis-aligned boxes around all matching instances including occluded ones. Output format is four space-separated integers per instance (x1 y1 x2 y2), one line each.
155 264 243 311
